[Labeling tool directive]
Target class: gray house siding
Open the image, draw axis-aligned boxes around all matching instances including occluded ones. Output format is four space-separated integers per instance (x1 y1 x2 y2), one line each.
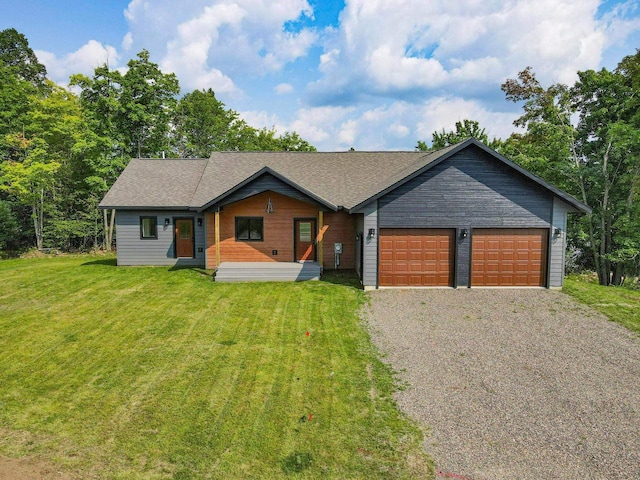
378 148 552 229
218 173 327 209
360 146 558 288
354 213 364 278
362 203 378 288
115 210 205 266
455 228 471 288
549 198 570 287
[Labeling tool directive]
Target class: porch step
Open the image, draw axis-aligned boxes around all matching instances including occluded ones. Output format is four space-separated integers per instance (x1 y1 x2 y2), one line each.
215 262 321 282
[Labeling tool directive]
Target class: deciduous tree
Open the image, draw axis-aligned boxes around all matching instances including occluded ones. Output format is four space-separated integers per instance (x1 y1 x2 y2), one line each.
416 119 500 151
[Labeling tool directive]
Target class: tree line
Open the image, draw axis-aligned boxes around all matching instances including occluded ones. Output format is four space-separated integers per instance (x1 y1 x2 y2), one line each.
417 51 640 286
0 28 315 253
2 28 638 285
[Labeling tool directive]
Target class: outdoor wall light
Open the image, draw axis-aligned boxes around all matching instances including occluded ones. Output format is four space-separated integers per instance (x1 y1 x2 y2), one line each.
266 197 274 213
554 227 562 238
368 228 376 238
461 228 468 239
164 218 170 226
197 218 203 227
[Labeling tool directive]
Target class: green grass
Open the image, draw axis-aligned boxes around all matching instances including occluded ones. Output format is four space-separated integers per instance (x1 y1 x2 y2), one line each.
0 255 432 479
564 274 640 334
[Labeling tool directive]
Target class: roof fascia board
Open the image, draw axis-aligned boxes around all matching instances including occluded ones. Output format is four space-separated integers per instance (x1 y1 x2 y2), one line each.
98 206 192 210
197 166 338 213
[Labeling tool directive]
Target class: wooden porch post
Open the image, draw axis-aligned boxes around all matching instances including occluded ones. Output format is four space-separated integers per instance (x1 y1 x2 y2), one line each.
215 209 221 267
318 211 324 268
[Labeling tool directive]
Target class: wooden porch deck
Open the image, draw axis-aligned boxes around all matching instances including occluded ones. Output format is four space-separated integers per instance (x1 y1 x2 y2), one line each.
214 262 322 282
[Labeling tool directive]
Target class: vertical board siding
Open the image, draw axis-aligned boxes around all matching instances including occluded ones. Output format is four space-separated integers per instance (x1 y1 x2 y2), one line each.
116 210 205 266
362 202 378 287
550 198 569 287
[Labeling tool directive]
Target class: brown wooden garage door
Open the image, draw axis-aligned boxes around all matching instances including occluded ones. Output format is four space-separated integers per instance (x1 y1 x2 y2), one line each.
471 228 548 286
379 229 454 286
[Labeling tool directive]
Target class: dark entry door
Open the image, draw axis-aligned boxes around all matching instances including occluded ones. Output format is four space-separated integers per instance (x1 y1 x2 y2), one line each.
175 219 194 258
294 219 317 262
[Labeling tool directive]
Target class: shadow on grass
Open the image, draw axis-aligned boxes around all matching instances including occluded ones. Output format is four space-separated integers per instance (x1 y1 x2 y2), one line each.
320 269 362 289
80 258 213 278
168 265 214 278
81 258 117 267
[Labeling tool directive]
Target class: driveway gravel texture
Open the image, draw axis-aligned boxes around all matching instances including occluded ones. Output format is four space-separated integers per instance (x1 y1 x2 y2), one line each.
364 289 640 480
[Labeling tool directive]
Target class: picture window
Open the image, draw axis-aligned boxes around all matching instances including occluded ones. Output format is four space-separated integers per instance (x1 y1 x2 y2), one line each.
235 217 263 241
140 216 158 239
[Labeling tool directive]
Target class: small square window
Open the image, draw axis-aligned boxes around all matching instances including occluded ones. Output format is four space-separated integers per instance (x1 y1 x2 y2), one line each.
140 216 158 239
235 217 263 241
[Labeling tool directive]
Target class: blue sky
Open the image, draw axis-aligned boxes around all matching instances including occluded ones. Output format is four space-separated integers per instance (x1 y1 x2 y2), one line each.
1 0 639 151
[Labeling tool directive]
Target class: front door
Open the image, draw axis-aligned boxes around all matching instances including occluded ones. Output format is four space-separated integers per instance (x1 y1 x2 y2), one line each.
175 218 194 258
294 219 317 262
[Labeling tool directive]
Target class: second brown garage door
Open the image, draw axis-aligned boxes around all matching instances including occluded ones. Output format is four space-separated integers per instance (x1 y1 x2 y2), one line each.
379 228 454 286
472 228 548 286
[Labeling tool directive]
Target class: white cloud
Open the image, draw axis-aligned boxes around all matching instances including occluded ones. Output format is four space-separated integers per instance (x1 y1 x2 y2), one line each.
240 106 356 146
388 124 410 138
122 0 318 92
307 0 636 105
275 83 294 95
35 40 119 85
286 106 356 145
269 98 521 151
413 97 519 143
28 0 640 153
122 32 134 51
600 1 640 48
238 109 281 130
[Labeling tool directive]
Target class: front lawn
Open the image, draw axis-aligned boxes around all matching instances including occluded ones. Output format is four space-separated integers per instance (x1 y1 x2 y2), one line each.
0 255 432 479
563 274 640 334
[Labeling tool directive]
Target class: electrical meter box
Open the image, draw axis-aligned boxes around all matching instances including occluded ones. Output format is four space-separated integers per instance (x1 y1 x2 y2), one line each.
334 242 343 254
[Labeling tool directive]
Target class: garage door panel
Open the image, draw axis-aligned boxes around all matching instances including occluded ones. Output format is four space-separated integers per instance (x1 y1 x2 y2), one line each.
379 228 454 287
472 229 547 287
396 252 408 262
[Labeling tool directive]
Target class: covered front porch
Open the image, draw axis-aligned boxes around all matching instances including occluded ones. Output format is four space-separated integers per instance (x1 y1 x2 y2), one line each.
214 261 322 282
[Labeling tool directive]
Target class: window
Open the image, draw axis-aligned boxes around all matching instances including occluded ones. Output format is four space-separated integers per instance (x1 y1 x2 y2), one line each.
140 216 158 239
235 217 263 241
299 222 312 242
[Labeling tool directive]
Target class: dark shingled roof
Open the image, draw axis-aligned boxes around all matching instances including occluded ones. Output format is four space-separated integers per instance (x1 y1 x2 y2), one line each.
100 158 208 209
99 139 591 213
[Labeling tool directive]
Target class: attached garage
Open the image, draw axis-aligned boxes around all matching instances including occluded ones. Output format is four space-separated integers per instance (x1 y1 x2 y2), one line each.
471 228 548 287
379 228 455 286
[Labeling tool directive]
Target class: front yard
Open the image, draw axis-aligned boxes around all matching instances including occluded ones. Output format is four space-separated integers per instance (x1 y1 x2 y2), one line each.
0 255 431 479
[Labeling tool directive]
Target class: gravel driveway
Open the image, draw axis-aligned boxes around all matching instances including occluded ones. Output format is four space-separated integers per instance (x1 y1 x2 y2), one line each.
364 289 640 480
